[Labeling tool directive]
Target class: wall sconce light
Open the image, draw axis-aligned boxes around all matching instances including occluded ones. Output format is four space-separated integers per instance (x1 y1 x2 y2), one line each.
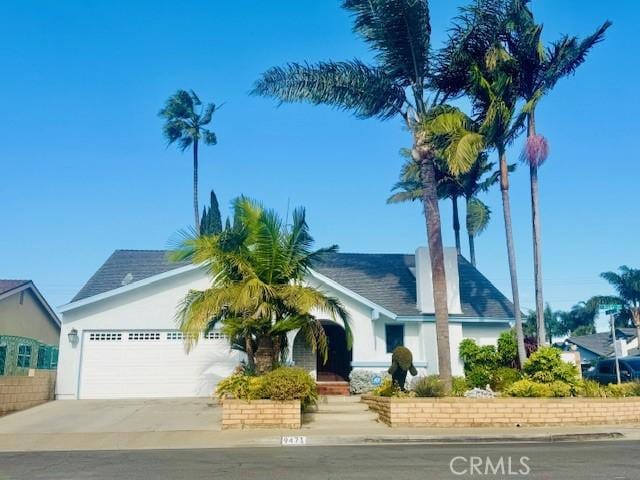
68 328 79 344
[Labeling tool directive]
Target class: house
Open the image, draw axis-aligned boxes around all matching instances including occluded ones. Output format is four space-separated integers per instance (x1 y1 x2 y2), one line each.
56 247 515 399
564 329 639 369
0 280 61 376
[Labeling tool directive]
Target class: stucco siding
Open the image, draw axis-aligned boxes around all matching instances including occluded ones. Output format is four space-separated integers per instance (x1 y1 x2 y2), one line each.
0 289 59 345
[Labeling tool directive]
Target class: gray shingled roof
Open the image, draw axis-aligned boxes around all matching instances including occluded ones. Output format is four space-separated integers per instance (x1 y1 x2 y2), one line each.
71 250 515 319
567 329 638 357
0 279 30 296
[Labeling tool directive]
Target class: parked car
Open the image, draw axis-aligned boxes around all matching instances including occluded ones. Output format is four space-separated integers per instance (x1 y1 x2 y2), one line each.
584 357 640 384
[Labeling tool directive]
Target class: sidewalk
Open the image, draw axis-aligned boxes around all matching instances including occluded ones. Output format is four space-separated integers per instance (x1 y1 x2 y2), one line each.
0 423 635 452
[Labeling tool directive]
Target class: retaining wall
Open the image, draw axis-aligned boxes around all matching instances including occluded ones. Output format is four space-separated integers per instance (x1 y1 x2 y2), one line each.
0 370 56 415
222 399 301 429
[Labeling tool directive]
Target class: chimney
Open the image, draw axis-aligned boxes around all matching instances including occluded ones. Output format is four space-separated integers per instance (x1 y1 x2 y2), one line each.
415 247 462 314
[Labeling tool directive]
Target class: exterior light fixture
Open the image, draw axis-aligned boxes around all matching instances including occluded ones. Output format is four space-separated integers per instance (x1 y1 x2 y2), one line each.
68 328 79 344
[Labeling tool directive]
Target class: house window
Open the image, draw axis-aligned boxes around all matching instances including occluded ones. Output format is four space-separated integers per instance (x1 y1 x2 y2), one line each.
50 348 59 368
385 324 405 353
0 346 6 375
17 345 32 368
37 345 50 369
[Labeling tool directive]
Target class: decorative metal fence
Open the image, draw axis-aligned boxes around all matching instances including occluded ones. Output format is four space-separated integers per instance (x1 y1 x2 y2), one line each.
0 335 59 376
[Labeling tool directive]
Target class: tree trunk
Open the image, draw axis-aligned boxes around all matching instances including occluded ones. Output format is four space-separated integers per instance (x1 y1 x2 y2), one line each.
466 197 477 266
255 336 274 375
528 112 546 346
193 139 200 232
452 197 461 255
245 336 256 372
415 145 452 391
499 146 527 368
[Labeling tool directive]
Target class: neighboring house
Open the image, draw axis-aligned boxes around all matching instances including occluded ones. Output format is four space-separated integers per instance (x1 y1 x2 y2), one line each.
0 280 61 376
56 247 515 400
564 329 639 369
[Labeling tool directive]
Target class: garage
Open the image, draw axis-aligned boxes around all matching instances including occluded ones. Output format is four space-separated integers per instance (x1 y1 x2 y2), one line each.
78 330 241 399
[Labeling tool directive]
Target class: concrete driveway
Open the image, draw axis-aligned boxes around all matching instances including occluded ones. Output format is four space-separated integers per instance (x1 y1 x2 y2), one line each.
0 398 221 434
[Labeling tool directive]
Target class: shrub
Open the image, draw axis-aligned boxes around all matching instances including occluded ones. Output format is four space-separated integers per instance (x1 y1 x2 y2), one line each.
580 380 609 398
497 330 518 367
504 379 553 397
412 375 445 397
451 376 469 397
490 367 521 391
259 367 318 408
391 346 414 370
349 370 386 394
372 378 416 398
215 372 262 400
522 346 580 394
466 366 492 388
549 381 572 397
606 382 640 398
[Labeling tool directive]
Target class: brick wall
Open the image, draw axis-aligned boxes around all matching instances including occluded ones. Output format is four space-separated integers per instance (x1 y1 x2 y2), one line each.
362 395 640 427
292 331 316 374
222 399 301 429
0 370 56 416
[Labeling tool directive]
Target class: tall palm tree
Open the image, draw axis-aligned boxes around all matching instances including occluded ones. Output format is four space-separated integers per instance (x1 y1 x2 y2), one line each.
252 1 483 389
600 267 640 344
436 1 527 365
171 197 351 374
465 197 490 266
159 90 218 231
505 0 611 346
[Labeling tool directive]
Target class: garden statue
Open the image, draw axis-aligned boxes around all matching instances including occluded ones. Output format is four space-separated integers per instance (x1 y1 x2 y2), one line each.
388 346 418 391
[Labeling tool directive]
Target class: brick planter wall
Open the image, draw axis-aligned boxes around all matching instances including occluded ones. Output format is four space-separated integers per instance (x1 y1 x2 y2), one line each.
0 370 56 416
222 399 301 429
361 395 640 427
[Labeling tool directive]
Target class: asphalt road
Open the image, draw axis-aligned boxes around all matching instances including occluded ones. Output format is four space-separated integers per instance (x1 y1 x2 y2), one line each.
0 441 638 480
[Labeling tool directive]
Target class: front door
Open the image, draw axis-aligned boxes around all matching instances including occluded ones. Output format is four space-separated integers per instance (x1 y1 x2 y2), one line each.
316 323 351 381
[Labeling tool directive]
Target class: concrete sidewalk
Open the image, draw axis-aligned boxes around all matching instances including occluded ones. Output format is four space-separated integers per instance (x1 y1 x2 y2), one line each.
0 422 635 452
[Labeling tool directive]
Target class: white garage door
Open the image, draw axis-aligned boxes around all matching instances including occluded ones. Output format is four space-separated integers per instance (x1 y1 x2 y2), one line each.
79 330 243 399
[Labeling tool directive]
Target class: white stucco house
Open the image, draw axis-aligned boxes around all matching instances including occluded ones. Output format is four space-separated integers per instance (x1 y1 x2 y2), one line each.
56 247 515 399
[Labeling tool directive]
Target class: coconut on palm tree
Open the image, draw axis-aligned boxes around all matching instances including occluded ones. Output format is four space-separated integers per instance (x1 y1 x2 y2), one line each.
159 90 218 231
171 197 351 374
252 0 485 389
504 1 610 345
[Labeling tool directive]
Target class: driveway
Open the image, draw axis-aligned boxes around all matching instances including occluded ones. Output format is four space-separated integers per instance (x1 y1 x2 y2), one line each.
0 398 221 434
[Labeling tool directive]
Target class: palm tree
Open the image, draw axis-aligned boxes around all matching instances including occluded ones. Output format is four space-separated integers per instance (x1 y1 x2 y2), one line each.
159 90 218 231
171 197 351 374
436 1 527 364
388 150 501 266
600 267 640 344
524 304 566 344
505 0 611 347
252 1 484 389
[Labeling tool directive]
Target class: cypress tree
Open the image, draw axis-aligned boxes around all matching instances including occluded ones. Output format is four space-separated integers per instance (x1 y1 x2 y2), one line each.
200 190 223 235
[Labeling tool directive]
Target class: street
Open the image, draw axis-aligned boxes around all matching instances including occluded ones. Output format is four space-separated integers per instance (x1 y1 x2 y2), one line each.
0 441 638 480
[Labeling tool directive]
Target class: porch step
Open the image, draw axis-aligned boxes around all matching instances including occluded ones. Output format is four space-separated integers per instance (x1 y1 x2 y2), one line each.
318 394 362 404
317 382 350 396
303 395 379 428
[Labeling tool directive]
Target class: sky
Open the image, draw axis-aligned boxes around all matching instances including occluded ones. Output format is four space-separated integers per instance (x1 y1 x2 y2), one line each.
1 1 638 330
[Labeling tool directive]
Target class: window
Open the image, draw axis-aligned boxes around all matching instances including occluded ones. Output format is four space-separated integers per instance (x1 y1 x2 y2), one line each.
89 332 122 341
385 324 404 353
128 332 160 341
0 346 6 375
17 345 32 368
37 345 50 369
598 361 613 375
50 348 58 368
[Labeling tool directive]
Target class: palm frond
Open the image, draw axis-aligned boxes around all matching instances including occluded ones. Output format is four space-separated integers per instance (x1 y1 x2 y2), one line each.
466 197 491 235
252 60 406 120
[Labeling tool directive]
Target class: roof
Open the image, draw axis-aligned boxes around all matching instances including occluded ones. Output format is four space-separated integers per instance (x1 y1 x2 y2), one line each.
70 250 515 319
567 329 638 357
0 279 30 296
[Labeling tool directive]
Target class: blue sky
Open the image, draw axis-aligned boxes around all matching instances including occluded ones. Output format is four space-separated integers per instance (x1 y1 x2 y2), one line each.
1 1 637 327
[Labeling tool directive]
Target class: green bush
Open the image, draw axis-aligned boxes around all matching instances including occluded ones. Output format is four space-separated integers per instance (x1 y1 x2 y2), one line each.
215 372 264 400
372 377 416 398
466 366 492 388
606 382 640 398
490 367 521 391
451 376 469 397
504 379 553 397
391 346 414 370
580 380 609 398
522 346 580 394
259 367 318 408
412 375 445 397
216 367 318 408
548 381 572 397
497 330 518 367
